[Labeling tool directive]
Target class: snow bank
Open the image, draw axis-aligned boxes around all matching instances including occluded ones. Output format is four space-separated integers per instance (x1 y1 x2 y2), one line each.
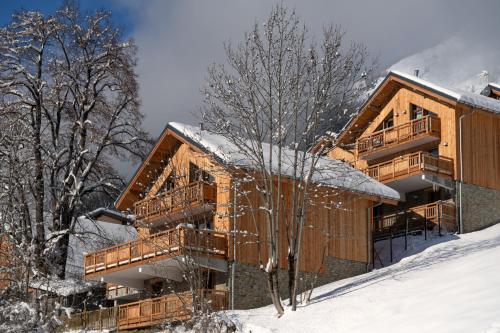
230 223 500 333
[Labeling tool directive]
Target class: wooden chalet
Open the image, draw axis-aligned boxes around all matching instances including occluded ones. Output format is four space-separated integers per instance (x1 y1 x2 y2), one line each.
74 122 399 330
320 70 500 262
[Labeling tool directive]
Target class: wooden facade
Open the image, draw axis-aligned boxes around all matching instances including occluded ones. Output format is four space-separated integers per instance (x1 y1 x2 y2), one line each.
327 71 500 249
73 121 398 330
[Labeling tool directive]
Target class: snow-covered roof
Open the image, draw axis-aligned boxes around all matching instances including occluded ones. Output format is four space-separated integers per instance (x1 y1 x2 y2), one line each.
168 122 400 202
65 216 137 278
487 82 500 91
86 207 134 225
390 70 500 114
29 277 99 297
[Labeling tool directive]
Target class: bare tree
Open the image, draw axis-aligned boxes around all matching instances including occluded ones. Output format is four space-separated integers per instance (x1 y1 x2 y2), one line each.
0 5 150 281
202 5 373 313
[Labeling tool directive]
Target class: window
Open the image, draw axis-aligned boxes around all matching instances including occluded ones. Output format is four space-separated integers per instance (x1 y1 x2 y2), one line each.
375 111 394 132
189 162 215 183
157 170 176 193
410 104 435 120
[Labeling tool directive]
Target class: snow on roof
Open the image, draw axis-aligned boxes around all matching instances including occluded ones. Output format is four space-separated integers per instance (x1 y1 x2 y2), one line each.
29 277 99 297
65 216 137 278
169 122 400 201
488 82 500 91
390 70 500 114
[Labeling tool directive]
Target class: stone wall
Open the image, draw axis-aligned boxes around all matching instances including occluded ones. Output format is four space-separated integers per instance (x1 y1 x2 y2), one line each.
460 182 500 233
231 256 367 309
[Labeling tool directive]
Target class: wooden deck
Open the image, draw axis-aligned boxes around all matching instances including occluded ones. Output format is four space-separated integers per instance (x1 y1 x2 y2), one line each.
60 290 228 331
134 181 217 225
364 152 453 183
357 116 441 159
84 227 228 278
373 201 456 241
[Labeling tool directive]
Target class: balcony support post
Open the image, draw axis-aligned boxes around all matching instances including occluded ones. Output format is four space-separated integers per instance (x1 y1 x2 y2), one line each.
404 213 408 251
389 227 393 263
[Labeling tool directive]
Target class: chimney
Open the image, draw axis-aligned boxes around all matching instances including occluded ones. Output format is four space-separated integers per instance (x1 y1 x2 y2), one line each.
413 69 420 77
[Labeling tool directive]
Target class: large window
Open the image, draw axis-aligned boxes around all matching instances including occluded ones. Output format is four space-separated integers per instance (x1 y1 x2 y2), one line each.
375 111 394 132
410 104 436 120
189 162 215 183
157 170 176 193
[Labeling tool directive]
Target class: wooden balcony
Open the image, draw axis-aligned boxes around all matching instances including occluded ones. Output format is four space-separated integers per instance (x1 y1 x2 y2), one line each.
84 227 228 280
357 116 441 160
60 289 228 331
373 201 456 241
364 152 454 184
134 181 217 226
60 307 117 332
118 290 228 330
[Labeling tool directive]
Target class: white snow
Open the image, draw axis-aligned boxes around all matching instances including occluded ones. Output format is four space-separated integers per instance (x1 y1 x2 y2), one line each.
65 217 137 279
169 122 400 202
230 223 500 333
390 70 500 114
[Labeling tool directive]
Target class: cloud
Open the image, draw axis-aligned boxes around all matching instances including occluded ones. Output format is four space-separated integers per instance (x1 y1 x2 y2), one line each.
111 0 500 176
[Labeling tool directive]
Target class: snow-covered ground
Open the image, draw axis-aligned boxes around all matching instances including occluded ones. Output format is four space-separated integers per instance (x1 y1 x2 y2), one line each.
230 224 500 333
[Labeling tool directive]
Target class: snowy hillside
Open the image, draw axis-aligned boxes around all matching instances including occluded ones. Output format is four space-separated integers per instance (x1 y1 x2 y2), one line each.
231 224 500 333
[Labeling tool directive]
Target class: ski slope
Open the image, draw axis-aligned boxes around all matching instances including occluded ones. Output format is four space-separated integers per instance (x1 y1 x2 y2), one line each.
231 224 500 333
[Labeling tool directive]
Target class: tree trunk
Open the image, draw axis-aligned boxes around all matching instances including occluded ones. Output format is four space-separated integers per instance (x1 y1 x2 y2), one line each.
287 252 295 305
267 269 284 316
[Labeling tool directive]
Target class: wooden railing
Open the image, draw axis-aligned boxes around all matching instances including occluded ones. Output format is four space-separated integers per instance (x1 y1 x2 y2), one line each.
373 201 456 239
60 290 228 331
107 283 139 299
118 289 228 330
135 181 217 223
357 116 441 156
364 152 453 182
84 227 228 276
60 307 117 331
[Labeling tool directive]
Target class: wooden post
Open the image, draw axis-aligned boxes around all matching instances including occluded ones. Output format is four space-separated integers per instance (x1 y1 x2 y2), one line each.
389 227 393 263
372 232 375 270
424 217 428 240
405 214 408 251
438 203 442 236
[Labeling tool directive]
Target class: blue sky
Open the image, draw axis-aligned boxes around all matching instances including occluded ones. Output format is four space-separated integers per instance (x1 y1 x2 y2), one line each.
0 0 136 35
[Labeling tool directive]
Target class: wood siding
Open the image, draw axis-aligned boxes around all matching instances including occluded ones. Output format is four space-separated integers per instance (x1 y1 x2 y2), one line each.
458 108 500 190
233 181 373 272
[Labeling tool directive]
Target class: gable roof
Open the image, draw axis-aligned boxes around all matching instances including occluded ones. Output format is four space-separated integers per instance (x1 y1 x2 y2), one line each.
336 70 500 145
116 122 400 211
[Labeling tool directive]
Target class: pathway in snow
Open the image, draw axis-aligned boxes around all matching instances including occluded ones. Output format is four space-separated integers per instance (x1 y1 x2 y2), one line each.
231 224 500 333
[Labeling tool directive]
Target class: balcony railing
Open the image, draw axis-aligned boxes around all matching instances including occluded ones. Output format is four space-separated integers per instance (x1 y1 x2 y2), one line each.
118 289 228 330
364 152 453 183
84 227 228 277
373 201 456 240
134 181 217 224
357 116 441 158
60 290 228 331
107 283 139 300
60 307 117 331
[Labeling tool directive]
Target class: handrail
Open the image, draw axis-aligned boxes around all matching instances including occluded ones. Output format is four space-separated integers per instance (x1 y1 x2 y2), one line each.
357 116 440 155
134 181 217 222
60 289 228 331
364 152 454 182
84 227 228 276
373 200 456 235
117 289 228 329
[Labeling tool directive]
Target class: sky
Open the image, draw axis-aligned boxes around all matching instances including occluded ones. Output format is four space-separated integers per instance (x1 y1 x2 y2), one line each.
1 0 500 175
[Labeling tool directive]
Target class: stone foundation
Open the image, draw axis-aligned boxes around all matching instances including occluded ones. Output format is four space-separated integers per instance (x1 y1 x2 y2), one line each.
231 256 367 309
460 182 500 233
